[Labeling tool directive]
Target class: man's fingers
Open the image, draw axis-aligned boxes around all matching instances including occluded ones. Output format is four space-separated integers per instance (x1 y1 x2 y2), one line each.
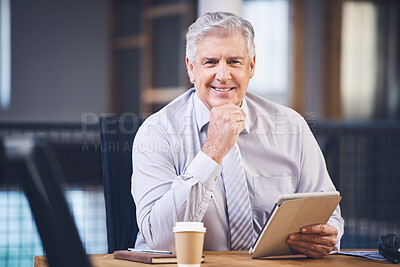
214 102 246 116
229 113 246 123
287 224 337 259
225 102 247 117
236 121 245 134
288 233 337 247
301 224 338 236
287 239 333 254
287 243 328 259
203 103 247 163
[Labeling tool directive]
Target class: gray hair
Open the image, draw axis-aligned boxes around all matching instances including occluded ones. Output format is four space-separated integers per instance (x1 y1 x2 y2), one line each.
186 12 255 63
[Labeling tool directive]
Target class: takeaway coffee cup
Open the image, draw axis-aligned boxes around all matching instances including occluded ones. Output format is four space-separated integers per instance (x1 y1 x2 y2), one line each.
173 222 206 267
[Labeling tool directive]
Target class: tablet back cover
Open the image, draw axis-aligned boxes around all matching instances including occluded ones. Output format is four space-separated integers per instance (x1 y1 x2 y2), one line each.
251 196 341 259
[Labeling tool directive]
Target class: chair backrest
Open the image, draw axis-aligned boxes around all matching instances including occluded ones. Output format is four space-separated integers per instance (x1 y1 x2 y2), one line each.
100 116 143 253
2 135 92 267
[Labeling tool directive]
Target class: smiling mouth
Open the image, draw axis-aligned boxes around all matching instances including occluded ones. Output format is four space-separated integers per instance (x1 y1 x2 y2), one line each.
211 86 234 92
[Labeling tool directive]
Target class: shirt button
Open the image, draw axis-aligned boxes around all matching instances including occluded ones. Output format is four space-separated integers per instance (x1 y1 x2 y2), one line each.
214 176 218 181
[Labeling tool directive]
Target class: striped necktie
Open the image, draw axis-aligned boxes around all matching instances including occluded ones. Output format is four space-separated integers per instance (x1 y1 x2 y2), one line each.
221 143 254 250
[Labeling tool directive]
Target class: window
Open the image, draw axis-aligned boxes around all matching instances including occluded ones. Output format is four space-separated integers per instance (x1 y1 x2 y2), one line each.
340 1 400 120
341 1 377 119
0 0 11 109
242 0 290 105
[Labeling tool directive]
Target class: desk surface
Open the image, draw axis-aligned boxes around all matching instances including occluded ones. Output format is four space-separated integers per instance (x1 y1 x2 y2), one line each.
34 250 389 266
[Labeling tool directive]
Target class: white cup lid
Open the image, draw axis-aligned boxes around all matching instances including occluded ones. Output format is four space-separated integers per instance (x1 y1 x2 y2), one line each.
173 222 206 233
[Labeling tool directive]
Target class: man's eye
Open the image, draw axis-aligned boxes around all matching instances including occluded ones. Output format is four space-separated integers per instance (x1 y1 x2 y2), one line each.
230 60 241 64
205 61 216 65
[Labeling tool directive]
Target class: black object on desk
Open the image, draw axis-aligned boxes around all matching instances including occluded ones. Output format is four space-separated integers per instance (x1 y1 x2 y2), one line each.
3 135 92 267
379 234 400 264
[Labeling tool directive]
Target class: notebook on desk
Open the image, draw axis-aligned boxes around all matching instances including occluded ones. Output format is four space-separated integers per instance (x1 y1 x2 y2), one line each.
249 191 342 259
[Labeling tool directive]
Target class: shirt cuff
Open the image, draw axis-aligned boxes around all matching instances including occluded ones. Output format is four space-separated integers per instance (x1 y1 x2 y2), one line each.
185 150 222 190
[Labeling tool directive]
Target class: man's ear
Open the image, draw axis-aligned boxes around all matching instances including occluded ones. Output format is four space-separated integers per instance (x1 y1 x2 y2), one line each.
249 55 256 78
186 57 195 83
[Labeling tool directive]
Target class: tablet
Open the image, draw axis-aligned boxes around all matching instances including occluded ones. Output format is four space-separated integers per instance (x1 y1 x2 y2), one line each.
276 191 340 205
249 191 341 258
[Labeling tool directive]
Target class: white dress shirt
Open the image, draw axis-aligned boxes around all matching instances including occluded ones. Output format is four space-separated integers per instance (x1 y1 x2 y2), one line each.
131 88 344 251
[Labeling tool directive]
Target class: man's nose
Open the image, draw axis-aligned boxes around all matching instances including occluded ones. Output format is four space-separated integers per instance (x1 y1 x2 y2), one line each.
215 62 231 82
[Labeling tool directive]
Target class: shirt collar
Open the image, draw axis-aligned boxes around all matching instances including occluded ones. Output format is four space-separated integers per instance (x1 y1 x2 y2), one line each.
241 96 250 134
193 91 250 134
193 91 210 132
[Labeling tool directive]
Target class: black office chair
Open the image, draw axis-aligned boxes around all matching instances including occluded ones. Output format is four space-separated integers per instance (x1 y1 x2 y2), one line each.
2 135 92 267
100 116 143 253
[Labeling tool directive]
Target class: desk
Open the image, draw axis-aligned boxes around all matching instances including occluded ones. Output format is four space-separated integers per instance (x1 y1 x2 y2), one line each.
34 250 388 266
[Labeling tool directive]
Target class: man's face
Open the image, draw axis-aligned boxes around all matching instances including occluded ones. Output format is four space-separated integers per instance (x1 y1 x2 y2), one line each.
186 32 255 110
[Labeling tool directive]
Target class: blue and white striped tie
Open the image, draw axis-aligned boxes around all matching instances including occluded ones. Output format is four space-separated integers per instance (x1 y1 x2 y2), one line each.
221 143 254 250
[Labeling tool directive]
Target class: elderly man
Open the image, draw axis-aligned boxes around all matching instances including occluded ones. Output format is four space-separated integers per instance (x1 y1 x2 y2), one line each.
132 12 344 259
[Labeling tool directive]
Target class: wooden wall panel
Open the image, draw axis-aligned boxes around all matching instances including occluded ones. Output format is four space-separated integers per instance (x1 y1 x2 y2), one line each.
322 0 343 120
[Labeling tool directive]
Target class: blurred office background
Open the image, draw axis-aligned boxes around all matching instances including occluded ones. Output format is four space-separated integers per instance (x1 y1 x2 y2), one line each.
0 0 399 266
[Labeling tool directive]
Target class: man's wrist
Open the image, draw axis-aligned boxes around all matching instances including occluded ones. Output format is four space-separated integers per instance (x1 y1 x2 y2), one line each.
186 151 222 188
201 143 224 164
